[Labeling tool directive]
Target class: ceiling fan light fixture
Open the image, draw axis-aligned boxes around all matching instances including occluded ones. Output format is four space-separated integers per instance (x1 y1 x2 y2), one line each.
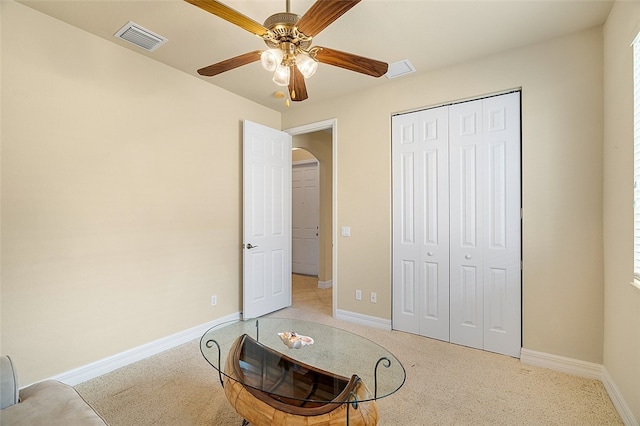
272 64 290 86
260 49 284 72
187 0 389 102
295 53 318 79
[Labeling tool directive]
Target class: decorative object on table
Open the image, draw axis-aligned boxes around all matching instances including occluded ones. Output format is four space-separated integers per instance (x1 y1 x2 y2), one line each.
277 331 314 349
224 334 378 425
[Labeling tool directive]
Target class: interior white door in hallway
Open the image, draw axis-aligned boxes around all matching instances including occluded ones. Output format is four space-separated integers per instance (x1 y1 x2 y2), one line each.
392 92 521 358
292 161 319 276
243 120 292 319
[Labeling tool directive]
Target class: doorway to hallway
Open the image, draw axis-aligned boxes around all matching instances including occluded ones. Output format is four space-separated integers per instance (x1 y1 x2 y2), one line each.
291 274 332 317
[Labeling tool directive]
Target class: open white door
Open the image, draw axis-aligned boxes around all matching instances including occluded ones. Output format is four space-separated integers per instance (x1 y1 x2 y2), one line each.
243 120 292 319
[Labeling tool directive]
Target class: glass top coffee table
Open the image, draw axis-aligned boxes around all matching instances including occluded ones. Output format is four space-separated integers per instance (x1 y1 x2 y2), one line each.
200 317 406 425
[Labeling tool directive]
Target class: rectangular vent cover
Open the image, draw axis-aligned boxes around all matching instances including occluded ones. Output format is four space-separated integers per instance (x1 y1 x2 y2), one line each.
114 21 167 52
386 60 416 79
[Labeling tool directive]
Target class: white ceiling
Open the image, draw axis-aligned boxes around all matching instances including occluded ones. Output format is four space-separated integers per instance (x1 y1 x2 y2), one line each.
18 0 614 112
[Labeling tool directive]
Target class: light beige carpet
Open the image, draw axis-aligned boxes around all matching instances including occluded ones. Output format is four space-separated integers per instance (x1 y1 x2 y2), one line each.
75 277 622 425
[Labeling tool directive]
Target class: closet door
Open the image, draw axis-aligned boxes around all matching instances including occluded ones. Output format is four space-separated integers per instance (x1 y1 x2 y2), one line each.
481 93 521 357
392 107 450 340
392 92 521 358
449 99 485 350
449 93 521 357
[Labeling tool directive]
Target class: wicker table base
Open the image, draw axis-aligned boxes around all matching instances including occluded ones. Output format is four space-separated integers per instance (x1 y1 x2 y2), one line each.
224 361 379 426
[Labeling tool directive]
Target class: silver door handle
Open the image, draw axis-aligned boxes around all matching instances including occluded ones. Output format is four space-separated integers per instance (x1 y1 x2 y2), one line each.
246 243 258 249
465 254 472 259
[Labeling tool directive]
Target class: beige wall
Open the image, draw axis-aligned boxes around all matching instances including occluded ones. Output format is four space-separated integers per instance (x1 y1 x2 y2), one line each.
1 1 280 384
292 149 315 162
283 28 605 363
292 133 333 284
603 1 640 420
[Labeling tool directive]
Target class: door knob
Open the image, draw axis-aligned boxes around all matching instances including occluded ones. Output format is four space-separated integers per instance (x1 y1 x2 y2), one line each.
465 254 472 259
246 243 258 249
427 252 434 256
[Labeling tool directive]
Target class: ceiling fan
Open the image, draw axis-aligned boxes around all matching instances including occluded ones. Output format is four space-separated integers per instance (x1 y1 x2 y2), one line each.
184 0 388 103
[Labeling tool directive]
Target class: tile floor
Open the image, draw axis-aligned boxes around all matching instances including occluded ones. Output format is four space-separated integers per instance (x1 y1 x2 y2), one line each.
291 274 332 316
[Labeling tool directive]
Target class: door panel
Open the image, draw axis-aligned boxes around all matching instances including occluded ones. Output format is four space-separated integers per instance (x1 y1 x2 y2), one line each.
482 93 521 357
243 120 292 319
449 93 521 355
292 162 319 275
393 107 450 341
393 118 419 334
400 260 417 322
450 100 484 350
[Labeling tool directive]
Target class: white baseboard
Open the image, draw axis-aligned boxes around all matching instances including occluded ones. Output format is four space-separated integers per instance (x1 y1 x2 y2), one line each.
318 279 332 289
50 312 241 387
521 348 638 426
335 309 391 330
520 348 603 379
602 368 639 426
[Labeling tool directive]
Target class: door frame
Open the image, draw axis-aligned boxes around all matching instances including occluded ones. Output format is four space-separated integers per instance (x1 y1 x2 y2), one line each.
285 119 337 317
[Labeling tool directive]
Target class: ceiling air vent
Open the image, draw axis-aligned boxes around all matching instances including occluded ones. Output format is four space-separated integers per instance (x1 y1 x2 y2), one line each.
385 60 416 79
114 21 168 52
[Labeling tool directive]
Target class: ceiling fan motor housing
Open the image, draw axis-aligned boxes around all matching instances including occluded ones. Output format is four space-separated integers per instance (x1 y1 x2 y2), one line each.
263 12 312 51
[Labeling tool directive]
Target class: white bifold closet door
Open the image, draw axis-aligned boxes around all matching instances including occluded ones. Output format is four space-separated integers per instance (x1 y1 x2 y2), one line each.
392 92 521 358
392 105 451 341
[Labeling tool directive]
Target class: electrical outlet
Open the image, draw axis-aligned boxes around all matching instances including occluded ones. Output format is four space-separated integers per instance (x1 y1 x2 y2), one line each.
355 290 362 301
370 292 377 303
211 295 217 306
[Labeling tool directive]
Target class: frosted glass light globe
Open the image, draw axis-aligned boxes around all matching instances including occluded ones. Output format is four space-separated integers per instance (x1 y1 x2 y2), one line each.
260 49 283 72
272 64 290 86
295 53 318 78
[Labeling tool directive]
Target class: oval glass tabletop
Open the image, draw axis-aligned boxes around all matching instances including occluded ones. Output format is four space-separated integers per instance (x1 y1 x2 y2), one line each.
200 317 406 405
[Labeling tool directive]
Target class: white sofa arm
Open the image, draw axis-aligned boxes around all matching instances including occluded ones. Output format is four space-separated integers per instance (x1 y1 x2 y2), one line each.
0 380 107 425
0 355 107 425
0 355 19 410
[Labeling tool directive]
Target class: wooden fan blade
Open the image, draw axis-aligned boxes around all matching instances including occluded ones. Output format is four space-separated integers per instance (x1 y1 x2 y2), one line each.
197 51 262 76
288 66 309 102
314 47 388 77
185 0 270 37
296 0 361 37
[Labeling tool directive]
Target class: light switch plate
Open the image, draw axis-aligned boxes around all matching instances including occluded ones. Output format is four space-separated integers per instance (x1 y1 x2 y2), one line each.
341 226 351 237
